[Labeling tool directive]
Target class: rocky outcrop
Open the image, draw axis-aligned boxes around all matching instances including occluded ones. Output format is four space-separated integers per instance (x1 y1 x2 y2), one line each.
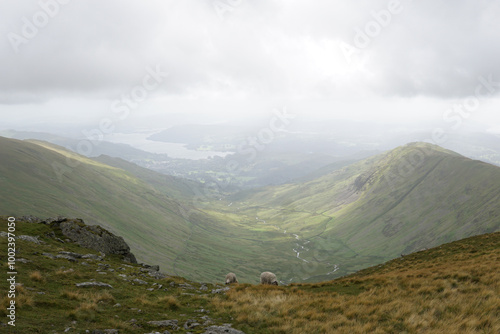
44 217 137 263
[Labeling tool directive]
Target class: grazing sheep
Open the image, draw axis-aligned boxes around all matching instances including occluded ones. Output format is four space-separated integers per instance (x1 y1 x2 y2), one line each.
260 271 278 285
225 272 238 285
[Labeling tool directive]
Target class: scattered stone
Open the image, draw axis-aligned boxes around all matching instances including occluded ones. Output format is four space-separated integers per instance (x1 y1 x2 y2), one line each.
17 258 31 263
56 238 66 243
42 252 57 259
20 215 42 223
18 235 42 244
0 231 8 238
56 254 78 262
179 283 194 289
200 284 208 291
90 330 118 334
147 320 179 330
113 303 121 308
82 253 104 261
81 262 89 266
211 287 230 294
98 272 107 275
59 251 83 258
132 278 148 285
75 282 113 289
148 271 167 280
169 281 176 287
45 230 56 238
64 327 72 332
141 263 160 271
184 319 201 330
147 288 154 291
203 324 246 334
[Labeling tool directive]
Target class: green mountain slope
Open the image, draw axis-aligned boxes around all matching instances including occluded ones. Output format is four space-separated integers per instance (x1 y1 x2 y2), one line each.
0 137 196 273
0 137 318 283
225 142 500 281
2 138 499 284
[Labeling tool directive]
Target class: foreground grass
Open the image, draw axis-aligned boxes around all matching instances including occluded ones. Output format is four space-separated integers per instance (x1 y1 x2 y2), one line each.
0 217 234 333
212 232 500 333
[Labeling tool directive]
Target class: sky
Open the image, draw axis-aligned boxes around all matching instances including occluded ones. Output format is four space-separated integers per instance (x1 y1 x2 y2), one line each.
1 0 500 133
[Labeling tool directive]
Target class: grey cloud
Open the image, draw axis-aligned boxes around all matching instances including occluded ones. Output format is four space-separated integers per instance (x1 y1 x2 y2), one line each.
0 0 499 106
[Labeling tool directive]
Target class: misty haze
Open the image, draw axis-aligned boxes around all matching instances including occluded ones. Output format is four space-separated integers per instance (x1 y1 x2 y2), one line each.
1 1 499 333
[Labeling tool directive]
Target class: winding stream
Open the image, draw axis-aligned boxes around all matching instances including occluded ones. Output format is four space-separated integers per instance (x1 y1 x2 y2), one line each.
256 217 339 281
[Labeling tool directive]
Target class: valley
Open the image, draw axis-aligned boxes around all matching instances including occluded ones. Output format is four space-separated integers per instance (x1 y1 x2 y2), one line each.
2 136 499 285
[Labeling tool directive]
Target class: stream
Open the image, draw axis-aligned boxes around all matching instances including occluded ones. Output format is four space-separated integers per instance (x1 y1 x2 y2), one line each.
256 217 339 282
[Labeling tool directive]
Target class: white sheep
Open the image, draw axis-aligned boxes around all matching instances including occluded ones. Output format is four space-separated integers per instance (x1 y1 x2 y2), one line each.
260 271 278 285
225 272 238 284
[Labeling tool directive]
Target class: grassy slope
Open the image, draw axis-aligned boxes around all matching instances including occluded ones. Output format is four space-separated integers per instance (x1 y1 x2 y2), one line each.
2 217 498 334
0 137 196 274
213 232 500 333
0 137 310 283
0 217 236 333
2 138 500 285
226 143 500 281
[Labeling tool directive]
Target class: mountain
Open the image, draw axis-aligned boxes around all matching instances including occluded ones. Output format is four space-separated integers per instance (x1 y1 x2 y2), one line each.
0 137 208 278
1 216 498 333
0 137 323 283
2 137 499 284
224 142 500 281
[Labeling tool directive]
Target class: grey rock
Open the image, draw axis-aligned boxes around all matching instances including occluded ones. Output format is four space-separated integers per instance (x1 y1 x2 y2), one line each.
20 215 42 223
59 251 83 258
17 258 31 263
18 235 42 244
132 278 148 285
203 325 245 334
184 319 201 330
148 271 167 280
147 320 179 330
42 252 57 259
56 254 78 262
211 287 230 294
141 263 160 271
82 254 104 260
0 231 7 238
54 219 137 263
76 282 113 289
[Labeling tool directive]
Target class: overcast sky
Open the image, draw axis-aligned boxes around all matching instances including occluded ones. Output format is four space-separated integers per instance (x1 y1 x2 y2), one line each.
1 0 500 133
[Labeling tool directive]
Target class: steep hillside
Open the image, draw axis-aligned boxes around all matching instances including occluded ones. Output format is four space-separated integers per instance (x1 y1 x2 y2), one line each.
224 142 500 281
0 137 196 275
0 137 320 283
0 216 244 333
2 216 498 333
214 232 500 333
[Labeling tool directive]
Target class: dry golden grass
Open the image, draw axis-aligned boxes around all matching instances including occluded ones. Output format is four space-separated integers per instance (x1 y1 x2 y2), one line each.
29 270 44 282
213 233 500 333
157 295 181 310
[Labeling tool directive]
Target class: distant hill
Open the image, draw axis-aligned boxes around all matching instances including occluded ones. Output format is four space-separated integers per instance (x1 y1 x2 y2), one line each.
226 142 500 280
2 137 499 284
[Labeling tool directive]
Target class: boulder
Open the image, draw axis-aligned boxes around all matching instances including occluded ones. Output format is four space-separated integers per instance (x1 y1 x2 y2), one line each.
52 219 137 263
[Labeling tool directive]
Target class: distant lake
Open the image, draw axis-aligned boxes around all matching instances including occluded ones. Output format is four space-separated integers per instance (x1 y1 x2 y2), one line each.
105 132 231 160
